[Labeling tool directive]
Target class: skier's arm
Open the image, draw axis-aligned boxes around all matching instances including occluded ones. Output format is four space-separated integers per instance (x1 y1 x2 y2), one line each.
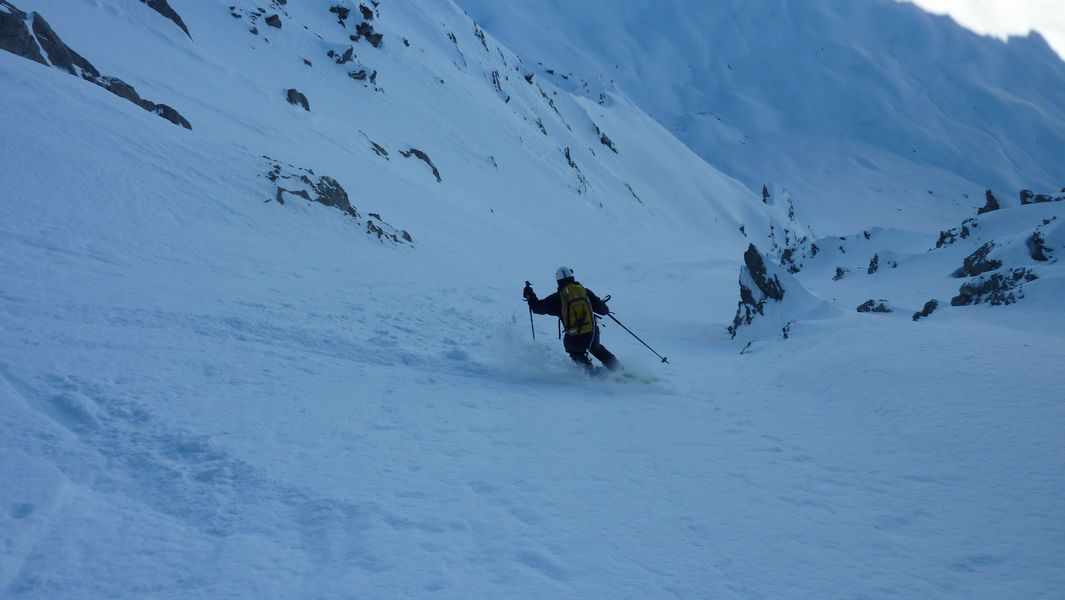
527 290 562 317
587 290 610 316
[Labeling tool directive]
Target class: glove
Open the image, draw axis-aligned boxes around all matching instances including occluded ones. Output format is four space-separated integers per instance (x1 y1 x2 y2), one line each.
523 282 535 301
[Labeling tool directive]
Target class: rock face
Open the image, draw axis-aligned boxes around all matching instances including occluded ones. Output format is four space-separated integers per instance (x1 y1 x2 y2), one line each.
857 299 892 313
399 148 441 183
727 243 833 342
867 253 879 274
977 189 999 215
0 2 191 129
139 0 191 39
912 299 938 321
1029 231 1050 261
935 218 977 248
286 88 310 111
730 245 781 338
354 21 383 47
951 269 1038 306
263 157 412 245
953 242 1001 278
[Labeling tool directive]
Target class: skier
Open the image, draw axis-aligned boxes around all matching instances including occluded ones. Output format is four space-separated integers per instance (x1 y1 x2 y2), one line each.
524 267 620 373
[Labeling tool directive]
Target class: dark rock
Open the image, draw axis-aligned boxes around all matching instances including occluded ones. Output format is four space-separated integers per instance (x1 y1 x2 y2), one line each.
524 72 534 84
1028 231 1050 261
563 147 588 193
474 25 488 51
264 157 413 245
30 11 100 78
935 218 977 248
977 189 1000 215
286 88 309 111
303 58 312 66
348 69 368 80
728 244 787 338
139 0 191 39
832 267 847 281
761 185 770 204
599 132 617 153
329 5 350 25
953 242 1001 278
1034 194 1052 203
1020 189 1034 204
265 14 281 28
399 148 441 182
1 8 191 129
355 21 382 47
857 299 891 313
250 26 258 35
867 253 879 274
336 46 354 64
951 268 1038 306
742 244 784 301
151 103 192 129
912 299 938 321
359 4 373 20
0 1 47 65
370 141 388 158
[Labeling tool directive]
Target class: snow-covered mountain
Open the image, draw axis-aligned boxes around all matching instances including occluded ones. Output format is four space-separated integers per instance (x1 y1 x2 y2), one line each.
1 1 1063 598
462 0 1065 233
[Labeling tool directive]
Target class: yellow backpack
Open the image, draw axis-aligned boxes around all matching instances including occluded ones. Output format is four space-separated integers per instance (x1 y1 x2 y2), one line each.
560 283 595 336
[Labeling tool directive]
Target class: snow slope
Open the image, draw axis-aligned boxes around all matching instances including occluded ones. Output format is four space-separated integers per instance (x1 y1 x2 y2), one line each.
1 0 1063 598
461 0 1065 234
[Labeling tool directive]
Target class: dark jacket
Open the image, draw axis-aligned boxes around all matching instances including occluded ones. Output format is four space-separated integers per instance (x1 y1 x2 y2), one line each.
527 280 610 320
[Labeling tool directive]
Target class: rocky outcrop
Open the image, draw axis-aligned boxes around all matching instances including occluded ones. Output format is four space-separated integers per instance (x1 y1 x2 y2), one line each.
139 0 191 39
1029 231 1050 261
856 299 891 313
977 189 999 215
563 147 588 194
867 253 879 274
354 21 383 47
286 88 310 111
912 299 938 321
1019 188 1063 205
399 148 441 183
935 218 977 248
951 269 1038 306
953 242 1001 278
329 5 351 26
729 245 781 338
728 244 832 341
265 14 282 29
263 157 412 245
0 3 191 129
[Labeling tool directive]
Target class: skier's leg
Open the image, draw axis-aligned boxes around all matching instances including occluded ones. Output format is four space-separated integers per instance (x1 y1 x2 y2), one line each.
565 333 597 373
590 328 620 371
568 351 595 372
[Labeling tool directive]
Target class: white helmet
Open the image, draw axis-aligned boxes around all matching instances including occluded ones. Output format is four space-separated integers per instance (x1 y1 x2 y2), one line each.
555 266 574 281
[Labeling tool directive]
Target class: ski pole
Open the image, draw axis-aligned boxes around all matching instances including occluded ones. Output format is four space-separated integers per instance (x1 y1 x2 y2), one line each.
525 281 536 340
607 313 669 364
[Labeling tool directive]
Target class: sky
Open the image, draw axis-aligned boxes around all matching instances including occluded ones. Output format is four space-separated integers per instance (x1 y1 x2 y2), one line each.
905 0 1065 59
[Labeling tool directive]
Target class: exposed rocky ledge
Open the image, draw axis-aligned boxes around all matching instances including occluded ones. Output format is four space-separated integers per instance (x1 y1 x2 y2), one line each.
0 1 191 129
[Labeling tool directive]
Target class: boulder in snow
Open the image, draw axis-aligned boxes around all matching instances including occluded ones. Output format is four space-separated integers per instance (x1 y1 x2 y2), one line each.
728 244 832 340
